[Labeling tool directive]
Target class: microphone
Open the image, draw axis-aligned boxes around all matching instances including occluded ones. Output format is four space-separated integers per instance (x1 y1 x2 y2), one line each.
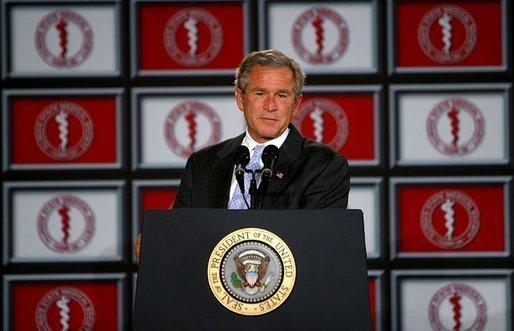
234 145 250 177
233 146 250 206
261 145 279 179
256 145 279 209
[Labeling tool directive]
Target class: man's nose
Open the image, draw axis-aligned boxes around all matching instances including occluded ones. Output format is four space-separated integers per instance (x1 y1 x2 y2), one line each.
264 95 277 111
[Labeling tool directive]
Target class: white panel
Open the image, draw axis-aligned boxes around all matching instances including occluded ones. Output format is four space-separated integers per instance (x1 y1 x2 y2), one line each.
398 92 505 163
268 2 374 72
12 189 120 261
399 278 507 330
139 95 245 167
348 185 379 258
10 5 117 75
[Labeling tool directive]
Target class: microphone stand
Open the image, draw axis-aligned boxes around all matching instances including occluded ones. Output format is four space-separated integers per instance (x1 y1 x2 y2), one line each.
233 145 250 209
246 169 260 209
235 168 250 209
257 166 275 210
257 145 279 209
246 168 271 210
241 143 278 209
257 177 270 210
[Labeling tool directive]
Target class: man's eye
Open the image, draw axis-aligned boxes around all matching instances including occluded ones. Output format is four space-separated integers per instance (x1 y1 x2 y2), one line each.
255 92 265 96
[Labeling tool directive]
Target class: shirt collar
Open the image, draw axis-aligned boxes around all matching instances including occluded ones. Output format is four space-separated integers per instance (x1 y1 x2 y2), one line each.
242 127 290 153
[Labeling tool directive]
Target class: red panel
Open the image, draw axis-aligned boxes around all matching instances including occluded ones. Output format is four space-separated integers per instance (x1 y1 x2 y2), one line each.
137 187 180 232
397 184 505 253
396 0 502 67
141 187 179 211
11 97 117 164
368 277 377 331
295 93 376 161
139 3 244 70
11 281 118 330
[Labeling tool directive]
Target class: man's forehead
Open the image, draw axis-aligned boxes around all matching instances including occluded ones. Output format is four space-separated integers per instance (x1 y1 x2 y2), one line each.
246 66 295 89
250 65 293 76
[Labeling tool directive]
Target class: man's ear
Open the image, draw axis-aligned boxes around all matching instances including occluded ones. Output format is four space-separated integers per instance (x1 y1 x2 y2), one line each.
235 88 244 111
293 94 303 115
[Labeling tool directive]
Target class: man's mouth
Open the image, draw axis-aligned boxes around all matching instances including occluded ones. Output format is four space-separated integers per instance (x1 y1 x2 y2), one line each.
261 117 278 122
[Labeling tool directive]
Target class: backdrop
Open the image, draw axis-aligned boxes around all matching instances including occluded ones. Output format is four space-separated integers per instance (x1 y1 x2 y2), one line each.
1 0 512 330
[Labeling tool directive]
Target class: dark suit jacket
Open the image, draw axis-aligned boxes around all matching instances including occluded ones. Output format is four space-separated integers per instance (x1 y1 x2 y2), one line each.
173 125 350 209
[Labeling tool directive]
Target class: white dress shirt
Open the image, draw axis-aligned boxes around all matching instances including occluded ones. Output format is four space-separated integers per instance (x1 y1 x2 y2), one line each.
227 128 290 203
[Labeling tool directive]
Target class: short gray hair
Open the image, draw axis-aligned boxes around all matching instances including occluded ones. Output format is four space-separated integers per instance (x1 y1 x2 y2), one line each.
234 49 306 98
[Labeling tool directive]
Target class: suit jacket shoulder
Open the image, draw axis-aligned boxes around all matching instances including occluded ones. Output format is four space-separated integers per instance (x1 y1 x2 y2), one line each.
264 126 350 209
173 133 244 208
173 126 350 209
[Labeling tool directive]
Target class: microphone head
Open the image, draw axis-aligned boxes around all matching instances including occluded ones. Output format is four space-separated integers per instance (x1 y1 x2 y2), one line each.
234 145 250 167
262 145 279 168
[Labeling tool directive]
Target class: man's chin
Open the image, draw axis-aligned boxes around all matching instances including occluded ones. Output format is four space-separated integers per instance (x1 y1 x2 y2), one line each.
248 125 287 142
258 131 284 142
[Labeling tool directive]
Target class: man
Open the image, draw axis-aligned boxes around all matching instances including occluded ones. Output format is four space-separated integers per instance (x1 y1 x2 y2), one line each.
173 49 349 209
135 50 349 259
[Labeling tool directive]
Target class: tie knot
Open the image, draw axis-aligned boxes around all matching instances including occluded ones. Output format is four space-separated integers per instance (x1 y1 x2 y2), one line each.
248 145 265 170
253 144 265 157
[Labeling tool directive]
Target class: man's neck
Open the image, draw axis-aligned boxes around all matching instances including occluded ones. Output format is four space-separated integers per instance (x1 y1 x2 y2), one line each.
244 128 290 150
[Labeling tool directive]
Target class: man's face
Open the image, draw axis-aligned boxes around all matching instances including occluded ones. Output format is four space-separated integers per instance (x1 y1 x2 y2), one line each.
235 66 302 143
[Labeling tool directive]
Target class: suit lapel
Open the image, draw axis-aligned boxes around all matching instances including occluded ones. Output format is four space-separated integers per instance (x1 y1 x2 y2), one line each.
261 125 304 208
208 133 245 208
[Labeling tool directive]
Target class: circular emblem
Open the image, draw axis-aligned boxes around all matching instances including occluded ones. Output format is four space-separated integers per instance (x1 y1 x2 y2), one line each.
420 190 480 249
291 7 349 64
34 10 93 68
35 286 96 331
428 283 487 331
426 97 484 156
34 101 94 161
163 7 223 67
418 5 477 64
207 228 296 316
37 195 95 253
292 98 349 150
164 100 221 158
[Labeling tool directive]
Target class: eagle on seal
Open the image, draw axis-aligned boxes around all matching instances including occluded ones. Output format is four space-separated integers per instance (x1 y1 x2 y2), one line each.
234 254 270 288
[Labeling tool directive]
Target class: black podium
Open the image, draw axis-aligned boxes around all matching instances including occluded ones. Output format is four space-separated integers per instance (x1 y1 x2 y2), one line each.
134 209 370 330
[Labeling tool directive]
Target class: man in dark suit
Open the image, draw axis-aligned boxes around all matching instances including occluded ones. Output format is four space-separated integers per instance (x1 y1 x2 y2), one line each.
135 49 349 259
174 124 349 209
173 49 349 209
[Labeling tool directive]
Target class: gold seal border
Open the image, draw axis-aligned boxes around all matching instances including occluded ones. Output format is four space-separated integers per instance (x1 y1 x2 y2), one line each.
207 227 296 316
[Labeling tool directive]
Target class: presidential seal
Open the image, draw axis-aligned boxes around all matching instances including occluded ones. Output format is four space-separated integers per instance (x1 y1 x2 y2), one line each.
35 286 96 331
207 228 296 316
428 283 486 331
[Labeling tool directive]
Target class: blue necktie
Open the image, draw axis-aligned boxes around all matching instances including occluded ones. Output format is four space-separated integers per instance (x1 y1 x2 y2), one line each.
228 145 265 209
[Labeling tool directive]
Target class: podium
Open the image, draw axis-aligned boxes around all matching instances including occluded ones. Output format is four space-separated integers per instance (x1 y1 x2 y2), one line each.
134 209 371 330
